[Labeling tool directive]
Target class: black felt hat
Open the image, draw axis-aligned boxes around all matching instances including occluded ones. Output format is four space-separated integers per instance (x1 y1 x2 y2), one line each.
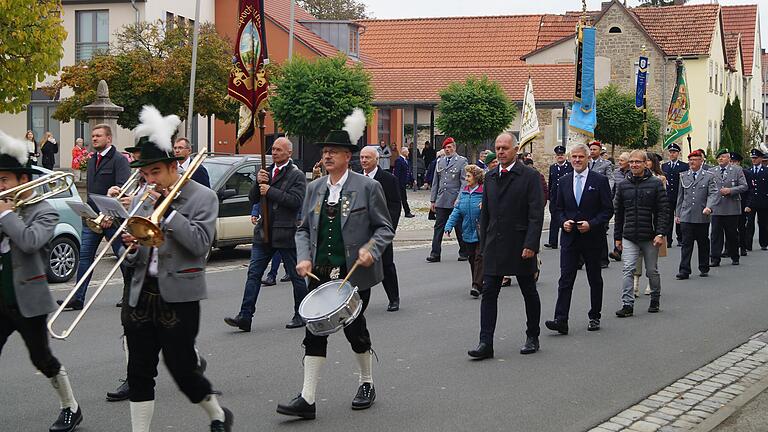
315 108 366 151
315 130 360 151
0 131 33 174
129 106 183 168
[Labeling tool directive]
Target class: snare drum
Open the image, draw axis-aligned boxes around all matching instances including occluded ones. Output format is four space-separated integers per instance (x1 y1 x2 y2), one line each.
299 280 363 336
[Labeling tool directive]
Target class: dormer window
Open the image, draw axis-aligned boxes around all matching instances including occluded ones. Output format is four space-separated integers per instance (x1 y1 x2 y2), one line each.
348 27 359 57
301 20 363 60
609 26 622 34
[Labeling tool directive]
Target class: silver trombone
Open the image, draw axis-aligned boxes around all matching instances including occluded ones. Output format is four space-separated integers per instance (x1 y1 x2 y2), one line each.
86 169 143 234
47 184 156 340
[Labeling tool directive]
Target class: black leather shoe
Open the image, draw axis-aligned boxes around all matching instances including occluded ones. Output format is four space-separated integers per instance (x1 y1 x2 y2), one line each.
544 319 568 335
276 394 316 419
280 274 291 282
115 300 123 308
210 407 233 432
404 213 416 218
600 262 609 269
720 252 728 258
501 277 512 287
285 314 305 329
425 255 440 263
648 300 660 313
615 305 634 318
710 260 720 267
468 342 494 359
261 275 277 286
458 255 469 262
762 246 767 251
56 299 84 311
587 319 600 331
106 379 129 402
50 407 82 432
224 315 251 332
609 250 622 261
386 300 399 312
543 243 554 248
741 249 748 257
519 336 539 355
731 259 740 266
675 273 689 280
700 271 709 277
196 356 207 374
470 288 480 298
351 383 376 410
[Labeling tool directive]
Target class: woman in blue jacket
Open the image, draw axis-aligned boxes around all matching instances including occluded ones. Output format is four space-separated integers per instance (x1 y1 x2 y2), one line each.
445 164 485 298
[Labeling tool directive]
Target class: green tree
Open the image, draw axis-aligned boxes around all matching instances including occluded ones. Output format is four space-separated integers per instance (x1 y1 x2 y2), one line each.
720 125 733 152
269 55 373 144
631 111 662 149
51 21 237 129
745 113 764 153
0 0 67 113
298 0 370 20
435 76 516 160
595 84 662 153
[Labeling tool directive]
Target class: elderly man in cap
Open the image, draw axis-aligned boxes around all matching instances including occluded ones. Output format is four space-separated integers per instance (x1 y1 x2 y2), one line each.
545 145 572 249
427 137 468 262
708 148 748 266
662 143 689 247
745 148 768 251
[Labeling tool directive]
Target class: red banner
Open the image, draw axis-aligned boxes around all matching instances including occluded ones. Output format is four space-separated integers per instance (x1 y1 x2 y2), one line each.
227 0 269 148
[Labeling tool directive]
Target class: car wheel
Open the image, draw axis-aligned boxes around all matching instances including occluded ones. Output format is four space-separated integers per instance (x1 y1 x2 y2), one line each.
48 236 79 283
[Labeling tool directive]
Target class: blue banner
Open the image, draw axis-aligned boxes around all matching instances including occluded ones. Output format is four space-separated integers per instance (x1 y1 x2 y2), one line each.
635 56 648 109
570 27 596 136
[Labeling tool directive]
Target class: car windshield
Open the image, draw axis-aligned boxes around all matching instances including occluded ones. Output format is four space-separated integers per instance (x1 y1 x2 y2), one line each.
202 162 232 188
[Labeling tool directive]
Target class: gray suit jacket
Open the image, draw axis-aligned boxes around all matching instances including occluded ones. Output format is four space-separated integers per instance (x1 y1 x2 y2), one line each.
0 201 58 318
296 170 394 291
430 155 468 208
589 158 615 190
676 170 718 224
708 165 748 216
125 180 218 305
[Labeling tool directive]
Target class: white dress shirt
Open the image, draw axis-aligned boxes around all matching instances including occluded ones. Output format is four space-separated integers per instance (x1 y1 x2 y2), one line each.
327 169 350 204
573 168 590 198
499 161 515 174
364 167 378 179
272 161 289 179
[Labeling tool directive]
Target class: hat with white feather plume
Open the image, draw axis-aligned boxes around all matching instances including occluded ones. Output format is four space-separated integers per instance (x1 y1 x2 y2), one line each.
130 105 183 168
315 108 367 151
0 130 33 174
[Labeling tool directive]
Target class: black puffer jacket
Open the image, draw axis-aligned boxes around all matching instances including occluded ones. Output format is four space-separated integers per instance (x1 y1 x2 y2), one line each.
614 169 669 242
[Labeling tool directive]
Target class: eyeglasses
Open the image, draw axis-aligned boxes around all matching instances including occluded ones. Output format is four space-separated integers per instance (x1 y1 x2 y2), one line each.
628 160 644 164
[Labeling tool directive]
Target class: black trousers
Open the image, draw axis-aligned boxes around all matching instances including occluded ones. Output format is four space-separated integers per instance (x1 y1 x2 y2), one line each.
554 244 603 321
745 208 768 249
125 278 212 403
381 243 399 303
679 223 710 275
431 207 466 258
738 213 749 252
547 207 560 247
399 186 411 215
479 274 540 343
303 267 371 357
0 303 61 378
711 215 739 261
465 242 484 291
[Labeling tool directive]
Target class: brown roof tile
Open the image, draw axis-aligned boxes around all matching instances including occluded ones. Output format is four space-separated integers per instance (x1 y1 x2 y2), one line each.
724 32 741 72
722 5 758 76
368 64 575 104
536 12 599 49
630 4 720 56
357 15 544 68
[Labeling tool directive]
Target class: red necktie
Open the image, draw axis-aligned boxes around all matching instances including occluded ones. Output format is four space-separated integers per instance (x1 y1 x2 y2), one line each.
96 153 103 168
501 168 508 174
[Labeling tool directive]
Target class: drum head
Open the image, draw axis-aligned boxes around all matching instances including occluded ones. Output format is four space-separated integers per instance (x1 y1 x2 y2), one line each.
300 280 356 320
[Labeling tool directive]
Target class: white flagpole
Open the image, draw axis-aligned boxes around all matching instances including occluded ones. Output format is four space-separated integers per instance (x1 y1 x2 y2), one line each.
186 0 201 149
288 0 296 58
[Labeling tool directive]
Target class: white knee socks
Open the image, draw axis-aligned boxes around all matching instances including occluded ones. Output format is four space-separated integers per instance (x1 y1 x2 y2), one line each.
198 394 225 422
50 367 78 412
130 401 155 432
301 356 325 404
355 351 373 385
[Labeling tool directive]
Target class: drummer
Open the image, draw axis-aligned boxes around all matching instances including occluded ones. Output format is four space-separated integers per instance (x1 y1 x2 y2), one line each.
277 112 395 419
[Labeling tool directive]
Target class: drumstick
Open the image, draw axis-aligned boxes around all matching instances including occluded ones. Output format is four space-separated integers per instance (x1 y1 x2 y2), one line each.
305 271 321 282
339 239 376 291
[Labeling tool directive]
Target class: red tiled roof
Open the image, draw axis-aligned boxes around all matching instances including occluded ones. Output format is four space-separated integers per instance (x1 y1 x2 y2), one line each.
264 0 341 58
724 32 741 72
368 64 575 104
722 5 758 76
631 4 720 56
535 12 599 49
358 15 544 68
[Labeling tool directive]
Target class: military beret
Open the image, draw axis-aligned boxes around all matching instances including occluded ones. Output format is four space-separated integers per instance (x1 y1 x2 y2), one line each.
716 148 730 157
442 137 455 148
688 149 705 159
484 151 497 166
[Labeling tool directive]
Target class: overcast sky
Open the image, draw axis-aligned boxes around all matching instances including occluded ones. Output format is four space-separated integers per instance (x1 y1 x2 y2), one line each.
363 0 768 49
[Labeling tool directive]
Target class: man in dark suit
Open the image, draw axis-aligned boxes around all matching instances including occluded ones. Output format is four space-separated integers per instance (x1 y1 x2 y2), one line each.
468 133 544 359
360 146 402 311
224 137 308 331
60 124 131 310
174 137 210 188
545 145 572 249
745 149 768 251
392 147 415 218
662 143 689 247
544 143 613 334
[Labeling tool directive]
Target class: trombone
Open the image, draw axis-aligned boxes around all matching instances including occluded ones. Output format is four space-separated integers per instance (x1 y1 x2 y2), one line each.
0 171 74 209
86 169 143 234
47 184 157 340
126 150 207 247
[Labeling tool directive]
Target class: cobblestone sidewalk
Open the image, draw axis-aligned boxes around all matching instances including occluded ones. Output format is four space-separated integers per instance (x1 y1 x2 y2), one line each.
589 332 768 432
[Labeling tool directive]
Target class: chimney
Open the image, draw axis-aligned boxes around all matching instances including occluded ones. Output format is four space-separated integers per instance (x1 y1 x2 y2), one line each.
602 1 612 11
673 0 686 5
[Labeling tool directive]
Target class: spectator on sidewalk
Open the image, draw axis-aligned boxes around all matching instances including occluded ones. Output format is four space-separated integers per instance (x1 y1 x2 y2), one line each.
613 150 669 317
377 140 392 171
427 137 468 262
445 165 485 298
394 147 415 218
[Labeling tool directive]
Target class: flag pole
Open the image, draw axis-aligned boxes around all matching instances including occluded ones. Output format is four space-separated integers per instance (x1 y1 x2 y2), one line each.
186 0 201 149
642 44 648 149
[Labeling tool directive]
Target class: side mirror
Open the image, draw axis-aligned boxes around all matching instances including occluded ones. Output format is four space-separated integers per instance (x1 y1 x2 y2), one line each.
218 189 237 201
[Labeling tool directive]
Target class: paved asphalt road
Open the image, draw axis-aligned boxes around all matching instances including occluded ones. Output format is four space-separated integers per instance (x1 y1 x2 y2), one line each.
3 242 768 432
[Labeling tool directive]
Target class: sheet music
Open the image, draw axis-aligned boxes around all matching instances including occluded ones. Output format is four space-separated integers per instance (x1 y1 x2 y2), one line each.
89 194 129 219
65 200 98 219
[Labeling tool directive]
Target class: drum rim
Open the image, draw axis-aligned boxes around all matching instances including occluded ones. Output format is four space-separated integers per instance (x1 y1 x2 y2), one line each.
299 280 358 320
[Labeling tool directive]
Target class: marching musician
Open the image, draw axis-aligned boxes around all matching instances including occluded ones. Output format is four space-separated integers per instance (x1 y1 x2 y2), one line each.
0 131 83 432
277 113 394 419
119 107 232 432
